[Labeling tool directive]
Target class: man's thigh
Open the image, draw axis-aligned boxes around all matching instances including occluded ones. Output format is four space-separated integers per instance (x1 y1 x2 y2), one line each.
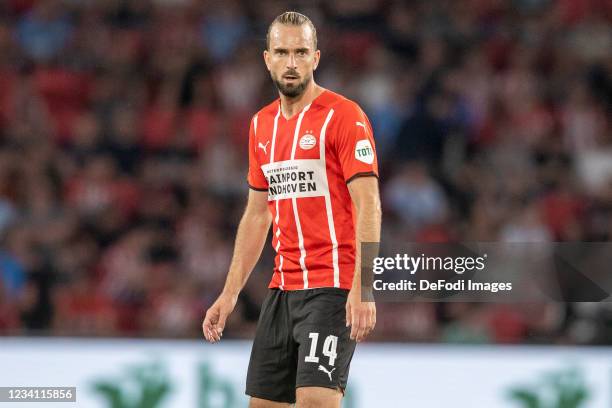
296 386 342 408
293 289 356 393
246 290 298 403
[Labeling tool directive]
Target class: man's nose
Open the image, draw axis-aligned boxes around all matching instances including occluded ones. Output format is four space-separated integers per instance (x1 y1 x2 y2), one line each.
286 53 297 68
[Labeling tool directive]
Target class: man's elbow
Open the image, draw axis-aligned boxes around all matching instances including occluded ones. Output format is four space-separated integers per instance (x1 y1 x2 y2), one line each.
242 204 272 226
249 209 272 226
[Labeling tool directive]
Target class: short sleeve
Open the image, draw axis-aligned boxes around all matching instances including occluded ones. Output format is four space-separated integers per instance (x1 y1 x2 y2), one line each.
247 115 269 191
332 102 379 183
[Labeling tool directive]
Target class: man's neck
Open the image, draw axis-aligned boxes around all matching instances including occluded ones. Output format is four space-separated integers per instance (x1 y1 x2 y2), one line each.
279 82 324 119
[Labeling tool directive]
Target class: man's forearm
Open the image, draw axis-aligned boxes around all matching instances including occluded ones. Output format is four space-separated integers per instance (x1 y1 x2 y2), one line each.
352 188 382 291
222 208 271 299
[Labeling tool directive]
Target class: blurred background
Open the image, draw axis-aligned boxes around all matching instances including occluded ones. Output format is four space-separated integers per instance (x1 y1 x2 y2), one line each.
1 0 612 350
1 1 612 406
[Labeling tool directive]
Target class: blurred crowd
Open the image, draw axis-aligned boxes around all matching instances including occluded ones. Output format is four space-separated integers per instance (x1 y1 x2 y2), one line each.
0 0 611 344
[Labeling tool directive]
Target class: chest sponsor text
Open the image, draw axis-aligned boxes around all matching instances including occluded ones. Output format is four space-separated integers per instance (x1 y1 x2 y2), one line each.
261 159 328 200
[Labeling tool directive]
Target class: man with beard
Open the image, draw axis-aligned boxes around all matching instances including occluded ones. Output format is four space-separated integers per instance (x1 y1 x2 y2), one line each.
203 11 381 408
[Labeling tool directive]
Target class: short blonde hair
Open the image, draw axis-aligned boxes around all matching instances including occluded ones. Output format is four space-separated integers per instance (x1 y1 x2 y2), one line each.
266 11 317 50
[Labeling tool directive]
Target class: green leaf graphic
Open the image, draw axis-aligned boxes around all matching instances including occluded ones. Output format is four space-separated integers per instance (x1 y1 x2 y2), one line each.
508 389 541 408
507 367 589 408
91 361 173 408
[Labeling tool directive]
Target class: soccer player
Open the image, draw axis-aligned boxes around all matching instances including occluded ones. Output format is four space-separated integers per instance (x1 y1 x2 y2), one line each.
202 11 381 408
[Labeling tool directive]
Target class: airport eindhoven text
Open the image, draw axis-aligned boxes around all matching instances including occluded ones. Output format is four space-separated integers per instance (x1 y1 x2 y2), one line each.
371 254 513 293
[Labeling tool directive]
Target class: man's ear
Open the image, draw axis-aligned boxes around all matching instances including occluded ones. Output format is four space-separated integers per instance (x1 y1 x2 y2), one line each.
263 50 271 71
313 50 321 70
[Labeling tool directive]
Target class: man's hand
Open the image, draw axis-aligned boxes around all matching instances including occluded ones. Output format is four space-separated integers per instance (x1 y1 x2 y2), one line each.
202 190 270 343
202 293 238 343
345 288 376 342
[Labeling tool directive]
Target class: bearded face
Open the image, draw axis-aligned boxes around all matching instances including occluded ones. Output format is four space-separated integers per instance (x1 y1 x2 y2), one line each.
264 23 319 99
271 69 312 98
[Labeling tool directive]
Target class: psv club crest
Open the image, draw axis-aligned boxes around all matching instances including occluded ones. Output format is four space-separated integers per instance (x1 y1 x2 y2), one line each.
299 131 316 150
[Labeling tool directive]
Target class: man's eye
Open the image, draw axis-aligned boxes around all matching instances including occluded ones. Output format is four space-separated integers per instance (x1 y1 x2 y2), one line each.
298 51 306 56
277 50 287 55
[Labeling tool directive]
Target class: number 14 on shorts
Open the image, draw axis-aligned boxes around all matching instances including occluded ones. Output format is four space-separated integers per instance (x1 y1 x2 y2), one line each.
305 332 338 366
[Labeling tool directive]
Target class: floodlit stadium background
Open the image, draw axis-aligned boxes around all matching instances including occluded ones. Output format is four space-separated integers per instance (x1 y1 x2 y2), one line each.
0 0 610 407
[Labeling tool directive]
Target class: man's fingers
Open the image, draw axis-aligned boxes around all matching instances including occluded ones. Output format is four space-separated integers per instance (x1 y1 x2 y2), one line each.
207 328 217 342
202 315 212 341
350 308 360 340
209 306 233 342
345 303 352 328
364 309 375 338
203 325 216 342
356 312 367 342
352 310 366 341
362 313 371 338
217 311 228 334
202 297 236 344
370 308 377 331
203 308 219 343
347 296 378 341
212 312 229 342
203 323 214 342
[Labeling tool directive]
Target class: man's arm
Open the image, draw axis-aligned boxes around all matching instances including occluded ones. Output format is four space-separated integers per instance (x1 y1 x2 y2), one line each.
202 189 271 343
346 176 381 342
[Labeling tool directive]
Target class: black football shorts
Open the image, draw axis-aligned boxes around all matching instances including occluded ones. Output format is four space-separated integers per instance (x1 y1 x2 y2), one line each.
245 287 356 403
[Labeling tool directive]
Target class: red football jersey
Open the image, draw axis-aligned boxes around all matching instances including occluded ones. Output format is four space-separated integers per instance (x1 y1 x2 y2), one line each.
248 90 379 290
